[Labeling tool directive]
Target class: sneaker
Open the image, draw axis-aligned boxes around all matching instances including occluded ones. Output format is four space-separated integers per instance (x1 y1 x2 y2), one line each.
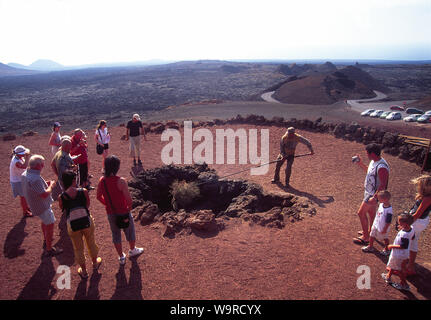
381 273 392 284
129 247 144 258
45 247 63 257
362 245 376 253
271 179 279 184
391 282 410 291
119 253 126 265
380 249 391 256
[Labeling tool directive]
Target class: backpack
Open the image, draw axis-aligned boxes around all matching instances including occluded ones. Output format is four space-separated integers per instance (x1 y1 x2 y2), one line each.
62 189 91 232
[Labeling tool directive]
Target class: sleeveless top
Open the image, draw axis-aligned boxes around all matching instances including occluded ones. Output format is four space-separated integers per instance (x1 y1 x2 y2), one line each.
61 188 88 217
409 198 431 220
364 158 389 198
51 132 61 155
99 176 129 214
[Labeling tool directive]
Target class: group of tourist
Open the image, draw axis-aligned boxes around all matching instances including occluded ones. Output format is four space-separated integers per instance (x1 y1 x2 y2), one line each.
9 114 147 279
8 121 430 288
352 143 430 291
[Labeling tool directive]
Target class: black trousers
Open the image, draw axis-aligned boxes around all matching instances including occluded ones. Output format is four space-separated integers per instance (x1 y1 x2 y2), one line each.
273 155 295 184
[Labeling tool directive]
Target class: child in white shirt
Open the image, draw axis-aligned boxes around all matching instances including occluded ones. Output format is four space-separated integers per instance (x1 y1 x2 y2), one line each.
362 190 392 255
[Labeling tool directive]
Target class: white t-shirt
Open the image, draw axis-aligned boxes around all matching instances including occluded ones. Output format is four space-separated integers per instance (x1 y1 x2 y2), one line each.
96 127 110 144
390 227 415 259
364 158 389 198
9 156 25 183
372 203 393 233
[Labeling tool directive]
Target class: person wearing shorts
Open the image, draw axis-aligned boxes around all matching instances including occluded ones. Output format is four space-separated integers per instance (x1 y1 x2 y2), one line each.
96 155 143 265
353 143 389 245
21 155 62 256
126 113 146 166
10 145 32 217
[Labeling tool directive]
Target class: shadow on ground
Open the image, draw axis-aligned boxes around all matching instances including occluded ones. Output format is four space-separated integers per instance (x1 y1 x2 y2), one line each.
3 217 28 259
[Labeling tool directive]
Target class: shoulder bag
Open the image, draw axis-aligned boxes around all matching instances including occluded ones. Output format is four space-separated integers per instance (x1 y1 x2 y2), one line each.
102 178 130 229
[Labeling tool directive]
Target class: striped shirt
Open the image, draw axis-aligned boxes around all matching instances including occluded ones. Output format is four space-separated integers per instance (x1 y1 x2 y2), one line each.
21 169 53 216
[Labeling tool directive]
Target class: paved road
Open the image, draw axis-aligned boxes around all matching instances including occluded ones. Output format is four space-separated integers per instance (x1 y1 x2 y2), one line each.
261 91 281 103
347 90 416 114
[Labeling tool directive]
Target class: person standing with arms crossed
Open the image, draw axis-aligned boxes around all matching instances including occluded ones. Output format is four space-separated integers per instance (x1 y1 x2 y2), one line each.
353 143 389 245
125 114 147 167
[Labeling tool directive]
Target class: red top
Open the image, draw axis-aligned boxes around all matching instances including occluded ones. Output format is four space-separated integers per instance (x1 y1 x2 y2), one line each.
71 135 88 164
97 176 129 214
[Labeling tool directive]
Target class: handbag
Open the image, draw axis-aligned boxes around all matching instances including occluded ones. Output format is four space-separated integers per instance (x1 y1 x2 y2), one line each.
103 178 130 229
96 129 104 155
62 191 91 232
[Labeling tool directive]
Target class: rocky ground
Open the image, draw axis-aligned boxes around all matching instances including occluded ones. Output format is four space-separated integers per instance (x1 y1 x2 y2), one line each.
1 118 430 300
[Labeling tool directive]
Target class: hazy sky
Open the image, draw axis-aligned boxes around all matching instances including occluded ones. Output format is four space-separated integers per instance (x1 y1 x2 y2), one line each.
1 0 430 66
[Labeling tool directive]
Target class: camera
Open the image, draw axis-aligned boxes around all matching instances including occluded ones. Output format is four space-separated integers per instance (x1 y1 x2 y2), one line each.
352 156 359 163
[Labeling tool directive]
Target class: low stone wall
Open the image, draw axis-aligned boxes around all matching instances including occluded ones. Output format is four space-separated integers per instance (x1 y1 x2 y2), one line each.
135 114 429 170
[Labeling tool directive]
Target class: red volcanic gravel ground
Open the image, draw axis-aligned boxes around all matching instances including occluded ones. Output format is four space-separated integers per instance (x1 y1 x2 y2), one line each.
1 124 430 300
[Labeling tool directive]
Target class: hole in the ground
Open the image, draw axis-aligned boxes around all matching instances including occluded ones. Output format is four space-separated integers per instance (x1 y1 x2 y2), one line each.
128 163 316 237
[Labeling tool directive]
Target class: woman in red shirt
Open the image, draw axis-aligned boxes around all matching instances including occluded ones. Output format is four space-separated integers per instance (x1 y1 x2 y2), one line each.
96 155 143 265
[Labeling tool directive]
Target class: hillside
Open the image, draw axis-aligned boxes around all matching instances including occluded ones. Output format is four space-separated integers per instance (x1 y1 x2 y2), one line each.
0 62 36 77
273 66 389 105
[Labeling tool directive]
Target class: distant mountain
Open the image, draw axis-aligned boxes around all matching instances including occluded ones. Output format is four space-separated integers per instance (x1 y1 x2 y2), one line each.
7 62 31 70
28 59 65 71
0 62 37 77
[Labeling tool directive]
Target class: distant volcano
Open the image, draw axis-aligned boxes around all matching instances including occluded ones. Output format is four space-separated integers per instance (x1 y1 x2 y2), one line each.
272 65 389 105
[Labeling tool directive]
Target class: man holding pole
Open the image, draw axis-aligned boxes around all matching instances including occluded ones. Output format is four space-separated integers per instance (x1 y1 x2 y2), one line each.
271 127 314 187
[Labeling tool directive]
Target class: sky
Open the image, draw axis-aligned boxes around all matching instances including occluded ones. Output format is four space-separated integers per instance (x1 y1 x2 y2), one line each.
1 0 431 66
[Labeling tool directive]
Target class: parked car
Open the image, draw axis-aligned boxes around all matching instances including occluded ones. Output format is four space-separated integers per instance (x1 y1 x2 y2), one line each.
424 110 431 116
370 110 384 118
404 114 422 122
386 112 402 120
405 107 424 115
361 109 375 116
390 105 405 111
380 111 392 119
417 114 431 123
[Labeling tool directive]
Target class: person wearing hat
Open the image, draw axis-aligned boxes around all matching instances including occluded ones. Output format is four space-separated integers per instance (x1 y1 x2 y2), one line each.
48 122 62 155
125 113 147 166
271 127 314 187
9 145 32 217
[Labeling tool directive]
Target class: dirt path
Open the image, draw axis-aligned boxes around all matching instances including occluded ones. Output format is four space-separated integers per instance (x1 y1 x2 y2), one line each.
1 124 430 300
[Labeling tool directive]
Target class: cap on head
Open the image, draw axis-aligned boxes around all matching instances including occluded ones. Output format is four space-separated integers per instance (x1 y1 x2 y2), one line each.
287 127 295 133
14 145 29 155
133 113 141 121
53 122 61 128
60 135 72 143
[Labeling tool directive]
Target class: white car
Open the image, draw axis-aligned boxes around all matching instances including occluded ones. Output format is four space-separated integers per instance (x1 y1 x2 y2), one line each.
425 110 431 116
370 110 384 118
386 112 402 121
404 114 422 122
380 111 392 119
361 109 375 116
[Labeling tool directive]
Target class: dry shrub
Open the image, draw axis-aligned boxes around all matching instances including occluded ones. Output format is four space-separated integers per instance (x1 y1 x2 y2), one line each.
170 180 200 211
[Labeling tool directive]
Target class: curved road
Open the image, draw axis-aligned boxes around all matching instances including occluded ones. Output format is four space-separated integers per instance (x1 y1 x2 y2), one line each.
261 91 281 103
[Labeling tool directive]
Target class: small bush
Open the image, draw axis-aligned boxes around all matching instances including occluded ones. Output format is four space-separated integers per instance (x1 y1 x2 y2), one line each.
170 180 200 211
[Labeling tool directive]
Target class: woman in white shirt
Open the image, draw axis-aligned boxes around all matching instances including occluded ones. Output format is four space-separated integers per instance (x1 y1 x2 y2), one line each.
48 122 62 155
9 145 32 217
95 120 111 170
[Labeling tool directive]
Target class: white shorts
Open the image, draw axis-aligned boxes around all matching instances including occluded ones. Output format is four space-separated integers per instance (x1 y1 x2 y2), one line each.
387 253 408 271
370 227 388 242
10 181 24 198
411 216 429 252
38 208 56 225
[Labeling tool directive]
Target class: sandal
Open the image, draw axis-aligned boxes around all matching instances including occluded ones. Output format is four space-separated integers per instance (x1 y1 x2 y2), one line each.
78 267 89 279
23 210 33 217
381 273 392 284
361 245 376 253
391 282 410 291
93 257 102 270
353 237 369 245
